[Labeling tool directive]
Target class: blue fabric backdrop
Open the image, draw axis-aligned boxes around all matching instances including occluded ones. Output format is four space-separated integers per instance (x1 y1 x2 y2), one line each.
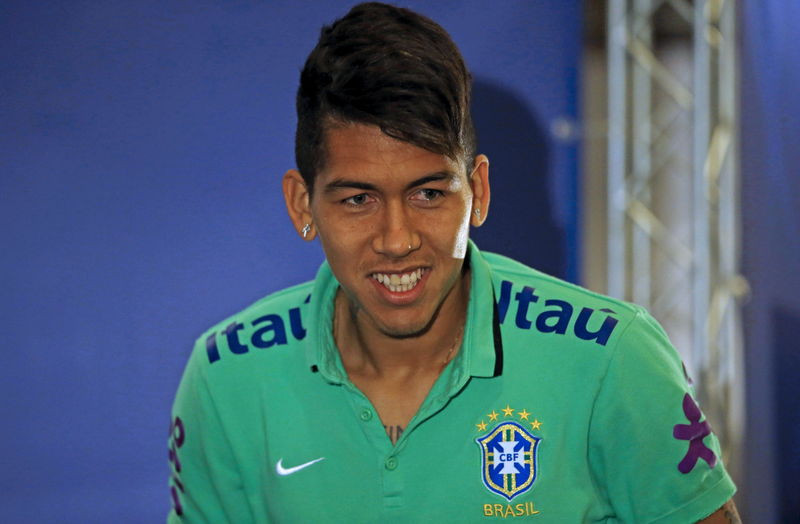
740 1 800 522
0 1 580 521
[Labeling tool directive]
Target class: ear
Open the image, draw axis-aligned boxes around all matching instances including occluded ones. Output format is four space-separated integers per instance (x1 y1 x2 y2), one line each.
469 154 490 227
282 169 316 241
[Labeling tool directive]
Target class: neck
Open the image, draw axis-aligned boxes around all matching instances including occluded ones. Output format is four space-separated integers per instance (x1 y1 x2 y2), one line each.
335 270 470 379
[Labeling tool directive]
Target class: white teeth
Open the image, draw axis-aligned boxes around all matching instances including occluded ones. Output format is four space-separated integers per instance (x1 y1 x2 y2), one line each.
372 269 424 293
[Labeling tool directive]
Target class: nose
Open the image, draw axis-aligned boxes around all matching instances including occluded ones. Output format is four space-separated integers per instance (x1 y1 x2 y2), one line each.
371 201 420 258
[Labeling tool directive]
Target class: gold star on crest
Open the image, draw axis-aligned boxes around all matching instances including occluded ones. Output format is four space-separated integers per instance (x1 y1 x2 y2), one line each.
502 405 514 417
518 409 530 420
530 419 542 430
476 421 487 431
488 410 499 421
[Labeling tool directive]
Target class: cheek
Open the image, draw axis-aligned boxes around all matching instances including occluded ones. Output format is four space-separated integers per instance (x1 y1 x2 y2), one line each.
420 201 471 260
315 220 371 271
450 210 471 259
446 193 473 259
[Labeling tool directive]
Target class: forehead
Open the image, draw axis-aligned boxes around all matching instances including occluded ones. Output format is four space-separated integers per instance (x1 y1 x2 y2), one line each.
318 123 464 186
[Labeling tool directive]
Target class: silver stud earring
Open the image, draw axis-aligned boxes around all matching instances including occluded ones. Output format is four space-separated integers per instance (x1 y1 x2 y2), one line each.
301 223 311 238
473 209 481 219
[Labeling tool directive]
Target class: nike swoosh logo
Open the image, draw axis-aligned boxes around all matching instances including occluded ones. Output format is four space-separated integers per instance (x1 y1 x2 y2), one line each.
275 457 325 476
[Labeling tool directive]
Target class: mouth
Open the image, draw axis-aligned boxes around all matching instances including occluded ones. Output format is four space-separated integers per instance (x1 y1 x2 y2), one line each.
370 268 427 293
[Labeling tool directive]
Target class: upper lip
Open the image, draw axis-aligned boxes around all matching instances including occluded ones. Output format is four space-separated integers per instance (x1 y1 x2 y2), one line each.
368 266 427 275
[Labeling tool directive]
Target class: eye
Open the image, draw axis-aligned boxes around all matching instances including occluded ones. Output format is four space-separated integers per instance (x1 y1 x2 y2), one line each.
412 188 444 202
343 193 374 207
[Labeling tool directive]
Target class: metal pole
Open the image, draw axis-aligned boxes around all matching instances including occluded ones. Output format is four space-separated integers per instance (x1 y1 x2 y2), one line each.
607 0 628 300
631 0 654 306
692 0 711 389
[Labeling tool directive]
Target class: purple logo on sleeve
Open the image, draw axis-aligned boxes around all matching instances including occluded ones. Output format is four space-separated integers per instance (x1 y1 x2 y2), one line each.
673 393 717 474
169 416 186 516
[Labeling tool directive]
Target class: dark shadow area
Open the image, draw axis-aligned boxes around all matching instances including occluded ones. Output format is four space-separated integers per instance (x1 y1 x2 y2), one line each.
774 306 800 524
470 78 567 279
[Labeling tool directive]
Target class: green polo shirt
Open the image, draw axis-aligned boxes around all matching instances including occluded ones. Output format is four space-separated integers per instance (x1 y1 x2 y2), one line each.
168 242 735 523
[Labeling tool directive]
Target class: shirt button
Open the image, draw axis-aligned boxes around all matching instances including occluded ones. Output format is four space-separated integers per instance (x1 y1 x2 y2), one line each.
359 408 373 421
385 457 398 470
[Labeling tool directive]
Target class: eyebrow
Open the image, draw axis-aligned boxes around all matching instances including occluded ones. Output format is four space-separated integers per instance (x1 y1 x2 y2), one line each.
322 171 455 194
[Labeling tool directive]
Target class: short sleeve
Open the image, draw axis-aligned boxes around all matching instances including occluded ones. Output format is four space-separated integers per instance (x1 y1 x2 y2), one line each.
167 338 255 524
588 308 736 523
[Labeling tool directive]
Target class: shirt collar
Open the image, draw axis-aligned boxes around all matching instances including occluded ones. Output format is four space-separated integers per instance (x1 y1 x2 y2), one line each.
304 240 500 383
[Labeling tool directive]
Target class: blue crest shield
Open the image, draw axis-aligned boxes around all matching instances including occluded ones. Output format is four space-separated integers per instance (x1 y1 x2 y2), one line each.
476 421 541 500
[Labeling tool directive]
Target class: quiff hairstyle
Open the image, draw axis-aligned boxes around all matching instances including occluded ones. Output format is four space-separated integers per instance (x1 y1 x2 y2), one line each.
295 2 476 192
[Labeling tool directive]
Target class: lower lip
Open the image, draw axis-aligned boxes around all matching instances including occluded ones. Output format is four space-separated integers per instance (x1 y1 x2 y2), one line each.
369 270 429 305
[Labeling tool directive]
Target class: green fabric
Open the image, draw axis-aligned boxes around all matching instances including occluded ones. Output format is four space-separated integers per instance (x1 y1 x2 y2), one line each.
168 242 735 523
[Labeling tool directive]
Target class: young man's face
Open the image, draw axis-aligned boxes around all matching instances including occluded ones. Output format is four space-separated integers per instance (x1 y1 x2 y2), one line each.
307 123 486 338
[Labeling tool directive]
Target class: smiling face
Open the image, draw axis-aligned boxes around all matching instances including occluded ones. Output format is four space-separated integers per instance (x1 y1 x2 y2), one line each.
284 123 489 339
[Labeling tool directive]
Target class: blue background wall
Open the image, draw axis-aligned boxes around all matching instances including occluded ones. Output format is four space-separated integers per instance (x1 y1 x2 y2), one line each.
740 2 800 522
0 2 580 521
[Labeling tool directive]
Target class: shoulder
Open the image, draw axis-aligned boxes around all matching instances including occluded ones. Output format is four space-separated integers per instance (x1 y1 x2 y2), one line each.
185 280 316 375
170 280 320 449
482 250 691 401
484 250 638 314
482 250 649 351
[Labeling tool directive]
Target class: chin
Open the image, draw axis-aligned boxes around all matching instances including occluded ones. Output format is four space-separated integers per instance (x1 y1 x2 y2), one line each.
374 313 435 339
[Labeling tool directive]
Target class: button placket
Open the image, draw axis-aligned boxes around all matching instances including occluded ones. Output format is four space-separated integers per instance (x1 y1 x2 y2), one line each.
382 453 403 509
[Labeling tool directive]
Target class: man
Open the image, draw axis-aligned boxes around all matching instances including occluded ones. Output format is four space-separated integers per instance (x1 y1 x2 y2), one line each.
168 3 739 522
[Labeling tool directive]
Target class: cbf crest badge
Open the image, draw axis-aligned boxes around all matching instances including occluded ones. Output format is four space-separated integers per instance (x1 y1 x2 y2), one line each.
475 407 542 501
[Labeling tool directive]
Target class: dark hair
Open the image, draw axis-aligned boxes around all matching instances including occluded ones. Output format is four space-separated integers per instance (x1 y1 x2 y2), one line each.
295 2 476 192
